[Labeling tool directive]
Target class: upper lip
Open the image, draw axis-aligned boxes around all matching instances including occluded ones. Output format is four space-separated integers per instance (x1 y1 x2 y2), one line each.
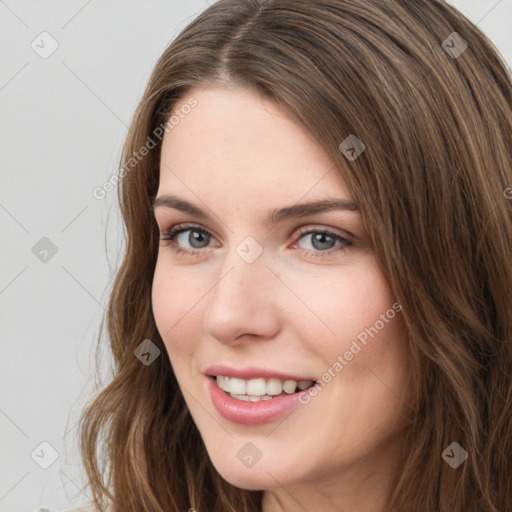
205 364 317 382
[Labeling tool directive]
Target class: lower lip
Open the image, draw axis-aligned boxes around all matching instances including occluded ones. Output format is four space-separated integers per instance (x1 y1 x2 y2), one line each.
207 376 306 426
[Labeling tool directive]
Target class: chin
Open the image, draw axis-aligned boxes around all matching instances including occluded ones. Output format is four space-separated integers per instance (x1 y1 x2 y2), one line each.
221 470 279 491
208 453 300 491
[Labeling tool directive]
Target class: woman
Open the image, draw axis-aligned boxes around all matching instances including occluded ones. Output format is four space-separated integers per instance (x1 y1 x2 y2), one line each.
77 0 512 510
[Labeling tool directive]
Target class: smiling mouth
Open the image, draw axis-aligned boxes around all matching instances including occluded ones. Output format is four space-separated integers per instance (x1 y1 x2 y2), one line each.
211 375 316 402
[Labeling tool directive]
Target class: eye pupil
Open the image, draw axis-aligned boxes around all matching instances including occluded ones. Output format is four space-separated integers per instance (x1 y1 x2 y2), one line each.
311 233 334 250
190 230 209 248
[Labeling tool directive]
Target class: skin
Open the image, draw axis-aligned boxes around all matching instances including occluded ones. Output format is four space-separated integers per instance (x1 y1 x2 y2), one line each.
151 84 414 512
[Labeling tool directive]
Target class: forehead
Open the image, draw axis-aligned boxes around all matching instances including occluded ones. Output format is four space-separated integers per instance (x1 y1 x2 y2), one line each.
158 85 351 202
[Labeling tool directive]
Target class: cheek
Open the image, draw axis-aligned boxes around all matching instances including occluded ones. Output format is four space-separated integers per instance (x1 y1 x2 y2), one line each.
151 262 175 337
151 260 202 354
283 259 396 343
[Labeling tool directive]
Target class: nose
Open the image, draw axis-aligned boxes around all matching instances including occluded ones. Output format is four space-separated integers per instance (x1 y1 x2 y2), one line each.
202 247 281 345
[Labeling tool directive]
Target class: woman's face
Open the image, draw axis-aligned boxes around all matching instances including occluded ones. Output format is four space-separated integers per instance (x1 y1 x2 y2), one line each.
152 85 413 510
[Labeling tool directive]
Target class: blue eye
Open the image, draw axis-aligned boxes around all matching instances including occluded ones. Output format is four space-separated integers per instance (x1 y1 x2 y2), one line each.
160 224 215 256
293 228 352 256
159 223 352 258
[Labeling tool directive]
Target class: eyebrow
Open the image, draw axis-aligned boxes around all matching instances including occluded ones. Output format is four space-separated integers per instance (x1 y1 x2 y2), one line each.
152 194 359 224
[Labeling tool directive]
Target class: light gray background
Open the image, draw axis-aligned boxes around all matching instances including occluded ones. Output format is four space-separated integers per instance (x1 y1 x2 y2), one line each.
1 1 510 511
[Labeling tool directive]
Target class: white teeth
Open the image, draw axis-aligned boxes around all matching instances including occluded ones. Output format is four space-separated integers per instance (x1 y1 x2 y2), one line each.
229 392 250 401
229 392 274 402
246 378 267 396
283 379 297 394
229 377 247 395
217 375 230 391
267 378 283 395
216 375 315 399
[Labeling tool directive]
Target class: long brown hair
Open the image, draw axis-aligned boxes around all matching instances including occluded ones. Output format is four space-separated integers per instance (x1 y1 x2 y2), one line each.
75 1 512 510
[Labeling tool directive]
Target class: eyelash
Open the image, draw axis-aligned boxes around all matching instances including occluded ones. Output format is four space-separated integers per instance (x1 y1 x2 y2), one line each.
159 223 353 258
